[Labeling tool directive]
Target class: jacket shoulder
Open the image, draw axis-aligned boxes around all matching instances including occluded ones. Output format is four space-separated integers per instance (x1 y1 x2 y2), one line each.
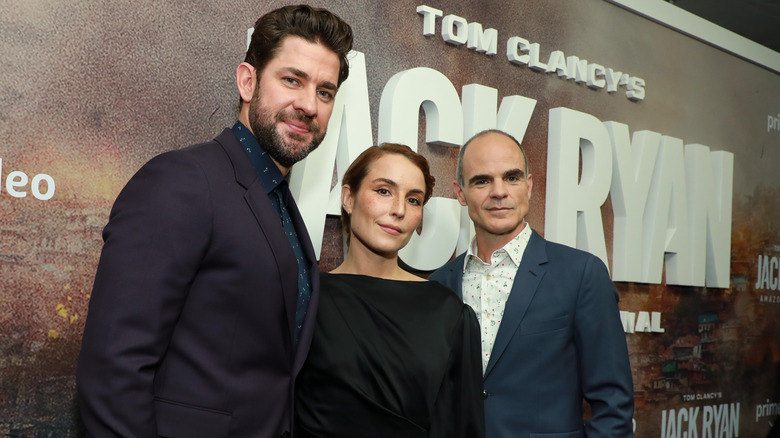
536 233 602 263
140 129 239 179
430 253 466 283
178 129 236 158
534 233 611 279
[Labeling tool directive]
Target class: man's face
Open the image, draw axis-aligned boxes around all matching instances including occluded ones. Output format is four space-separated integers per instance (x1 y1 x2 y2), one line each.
248 36 340 169
454 132 533 242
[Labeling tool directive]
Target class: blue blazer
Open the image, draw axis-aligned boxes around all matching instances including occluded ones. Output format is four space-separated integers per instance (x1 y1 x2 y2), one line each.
77 129 318 437
429 230 634 438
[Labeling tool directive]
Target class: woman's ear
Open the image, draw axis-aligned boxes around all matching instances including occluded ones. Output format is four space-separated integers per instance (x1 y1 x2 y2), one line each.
341 184 354 215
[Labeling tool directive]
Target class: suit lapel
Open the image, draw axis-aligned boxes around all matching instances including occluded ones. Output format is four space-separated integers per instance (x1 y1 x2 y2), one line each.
215 129 299 347
484 230 548 378
448 255 466 299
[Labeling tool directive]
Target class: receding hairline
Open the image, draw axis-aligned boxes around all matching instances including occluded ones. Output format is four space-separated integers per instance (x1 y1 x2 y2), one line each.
457 129 529 185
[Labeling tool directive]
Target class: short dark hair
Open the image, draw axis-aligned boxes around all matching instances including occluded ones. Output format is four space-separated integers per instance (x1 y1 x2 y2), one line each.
456 129 529 186
245 4 353 86
341 143 435 244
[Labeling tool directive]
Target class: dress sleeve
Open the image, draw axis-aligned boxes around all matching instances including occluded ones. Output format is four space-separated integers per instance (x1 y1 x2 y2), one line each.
430 305 486 438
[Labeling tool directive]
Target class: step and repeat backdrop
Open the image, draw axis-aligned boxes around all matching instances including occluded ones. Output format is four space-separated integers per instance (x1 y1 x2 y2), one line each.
1 0 779 436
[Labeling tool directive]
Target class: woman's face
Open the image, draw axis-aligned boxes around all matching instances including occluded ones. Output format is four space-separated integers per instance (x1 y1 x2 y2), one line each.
343 153 426 257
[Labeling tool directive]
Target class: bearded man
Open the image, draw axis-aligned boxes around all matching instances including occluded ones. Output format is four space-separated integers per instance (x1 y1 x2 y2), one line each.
77 6 353 437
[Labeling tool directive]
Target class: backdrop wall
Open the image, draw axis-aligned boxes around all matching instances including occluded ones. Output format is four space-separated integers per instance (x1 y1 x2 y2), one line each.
1 1 778 436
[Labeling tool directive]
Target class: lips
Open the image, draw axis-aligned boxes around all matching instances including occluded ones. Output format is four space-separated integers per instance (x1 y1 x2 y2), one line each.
277 110 319 136
487 205 513 212
284 119 311 134
379 224 402 235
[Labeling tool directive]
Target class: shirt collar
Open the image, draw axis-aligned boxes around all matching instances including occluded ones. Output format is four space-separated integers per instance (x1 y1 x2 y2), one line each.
232 121 287 195
462 222 532 272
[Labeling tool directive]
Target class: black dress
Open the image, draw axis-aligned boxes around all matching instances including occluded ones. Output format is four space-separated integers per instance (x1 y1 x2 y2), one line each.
295 273 485 438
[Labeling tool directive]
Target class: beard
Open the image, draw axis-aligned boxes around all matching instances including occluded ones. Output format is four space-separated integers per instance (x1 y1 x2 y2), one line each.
247 93 326 169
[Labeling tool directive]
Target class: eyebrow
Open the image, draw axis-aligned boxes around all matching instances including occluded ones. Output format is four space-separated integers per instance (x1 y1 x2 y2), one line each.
373 177 425 197
505 168 526 179
284 67 338 92
467 168 525 186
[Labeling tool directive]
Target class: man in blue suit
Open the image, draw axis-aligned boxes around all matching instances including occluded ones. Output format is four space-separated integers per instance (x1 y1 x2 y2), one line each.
430 129 634 438
77 6 353 437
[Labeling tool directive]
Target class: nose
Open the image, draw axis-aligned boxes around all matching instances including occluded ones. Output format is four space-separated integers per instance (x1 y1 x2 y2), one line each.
390 195 406 218
490 179 508 199
293 87 317 117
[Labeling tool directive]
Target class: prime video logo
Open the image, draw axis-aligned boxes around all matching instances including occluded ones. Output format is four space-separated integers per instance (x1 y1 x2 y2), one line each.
769 113 780 132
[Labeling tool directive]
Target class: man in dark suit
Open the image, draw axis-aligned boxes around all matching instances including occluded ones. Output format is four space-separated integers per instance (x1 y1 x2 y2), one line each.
76 6 353 437
430 129 634 438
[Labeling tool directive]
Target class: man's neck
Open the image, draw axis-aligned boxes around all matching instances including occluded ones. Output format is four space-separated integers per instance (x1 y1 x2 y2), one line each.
475 221 528 262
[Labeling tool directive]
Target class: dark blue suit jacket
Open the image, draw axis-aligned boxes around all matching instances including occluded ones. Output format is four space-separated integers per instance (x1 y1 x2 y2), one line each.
77 129 318 437
429 230 633 438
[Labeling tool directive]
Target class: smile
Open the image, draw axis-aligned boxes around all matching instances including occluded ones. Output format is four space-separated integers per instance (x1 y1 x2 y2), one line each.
284 120 311 134
379 224 402 235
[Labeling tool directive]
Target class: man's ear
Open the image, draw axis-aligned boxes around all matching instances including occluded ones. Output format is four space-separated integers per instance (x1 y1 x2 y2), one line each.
236 62 256 104
453 180 468 206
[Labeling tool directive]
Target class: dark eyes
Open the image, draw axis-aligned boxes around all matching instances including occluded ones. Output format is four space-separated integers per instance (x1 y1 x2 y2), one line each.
282 77 334 102
317 89 334 102
472 176 521 186
373 188 422 206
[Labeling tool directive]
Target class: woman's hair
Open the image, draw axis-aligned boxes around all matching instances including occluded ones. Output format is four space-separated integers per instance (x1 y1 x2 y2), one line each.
340 143 435 242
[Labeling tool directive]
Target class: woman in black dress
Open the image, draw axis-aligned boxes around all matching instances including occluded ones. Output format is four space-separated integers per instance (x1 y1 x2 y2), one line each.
295 143 484 438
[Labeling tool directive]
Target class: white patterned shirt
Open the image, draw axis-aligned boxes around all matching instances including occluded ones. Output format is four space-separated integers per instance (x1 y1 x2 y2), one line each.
462 224 532 373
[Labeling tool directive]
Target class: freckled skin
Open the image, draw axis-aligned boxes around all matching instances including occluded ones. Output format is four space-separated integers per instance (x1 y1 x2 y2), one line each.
343 153 426 259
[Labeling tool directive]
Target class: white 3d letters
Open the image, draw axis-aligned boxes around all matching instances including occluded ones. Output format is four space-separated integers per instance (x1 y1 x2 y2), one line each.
416 5 442 36
289 49 731 284
399 198 462 270
376 67 463 270
546 110 733 286
643 136 691 285
605 124 734 287
378 67 463 148
458 85 537 254
605 123 660 282
442 14 468 45
290 51 373 258
545 107 613 269
685 145 733 287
